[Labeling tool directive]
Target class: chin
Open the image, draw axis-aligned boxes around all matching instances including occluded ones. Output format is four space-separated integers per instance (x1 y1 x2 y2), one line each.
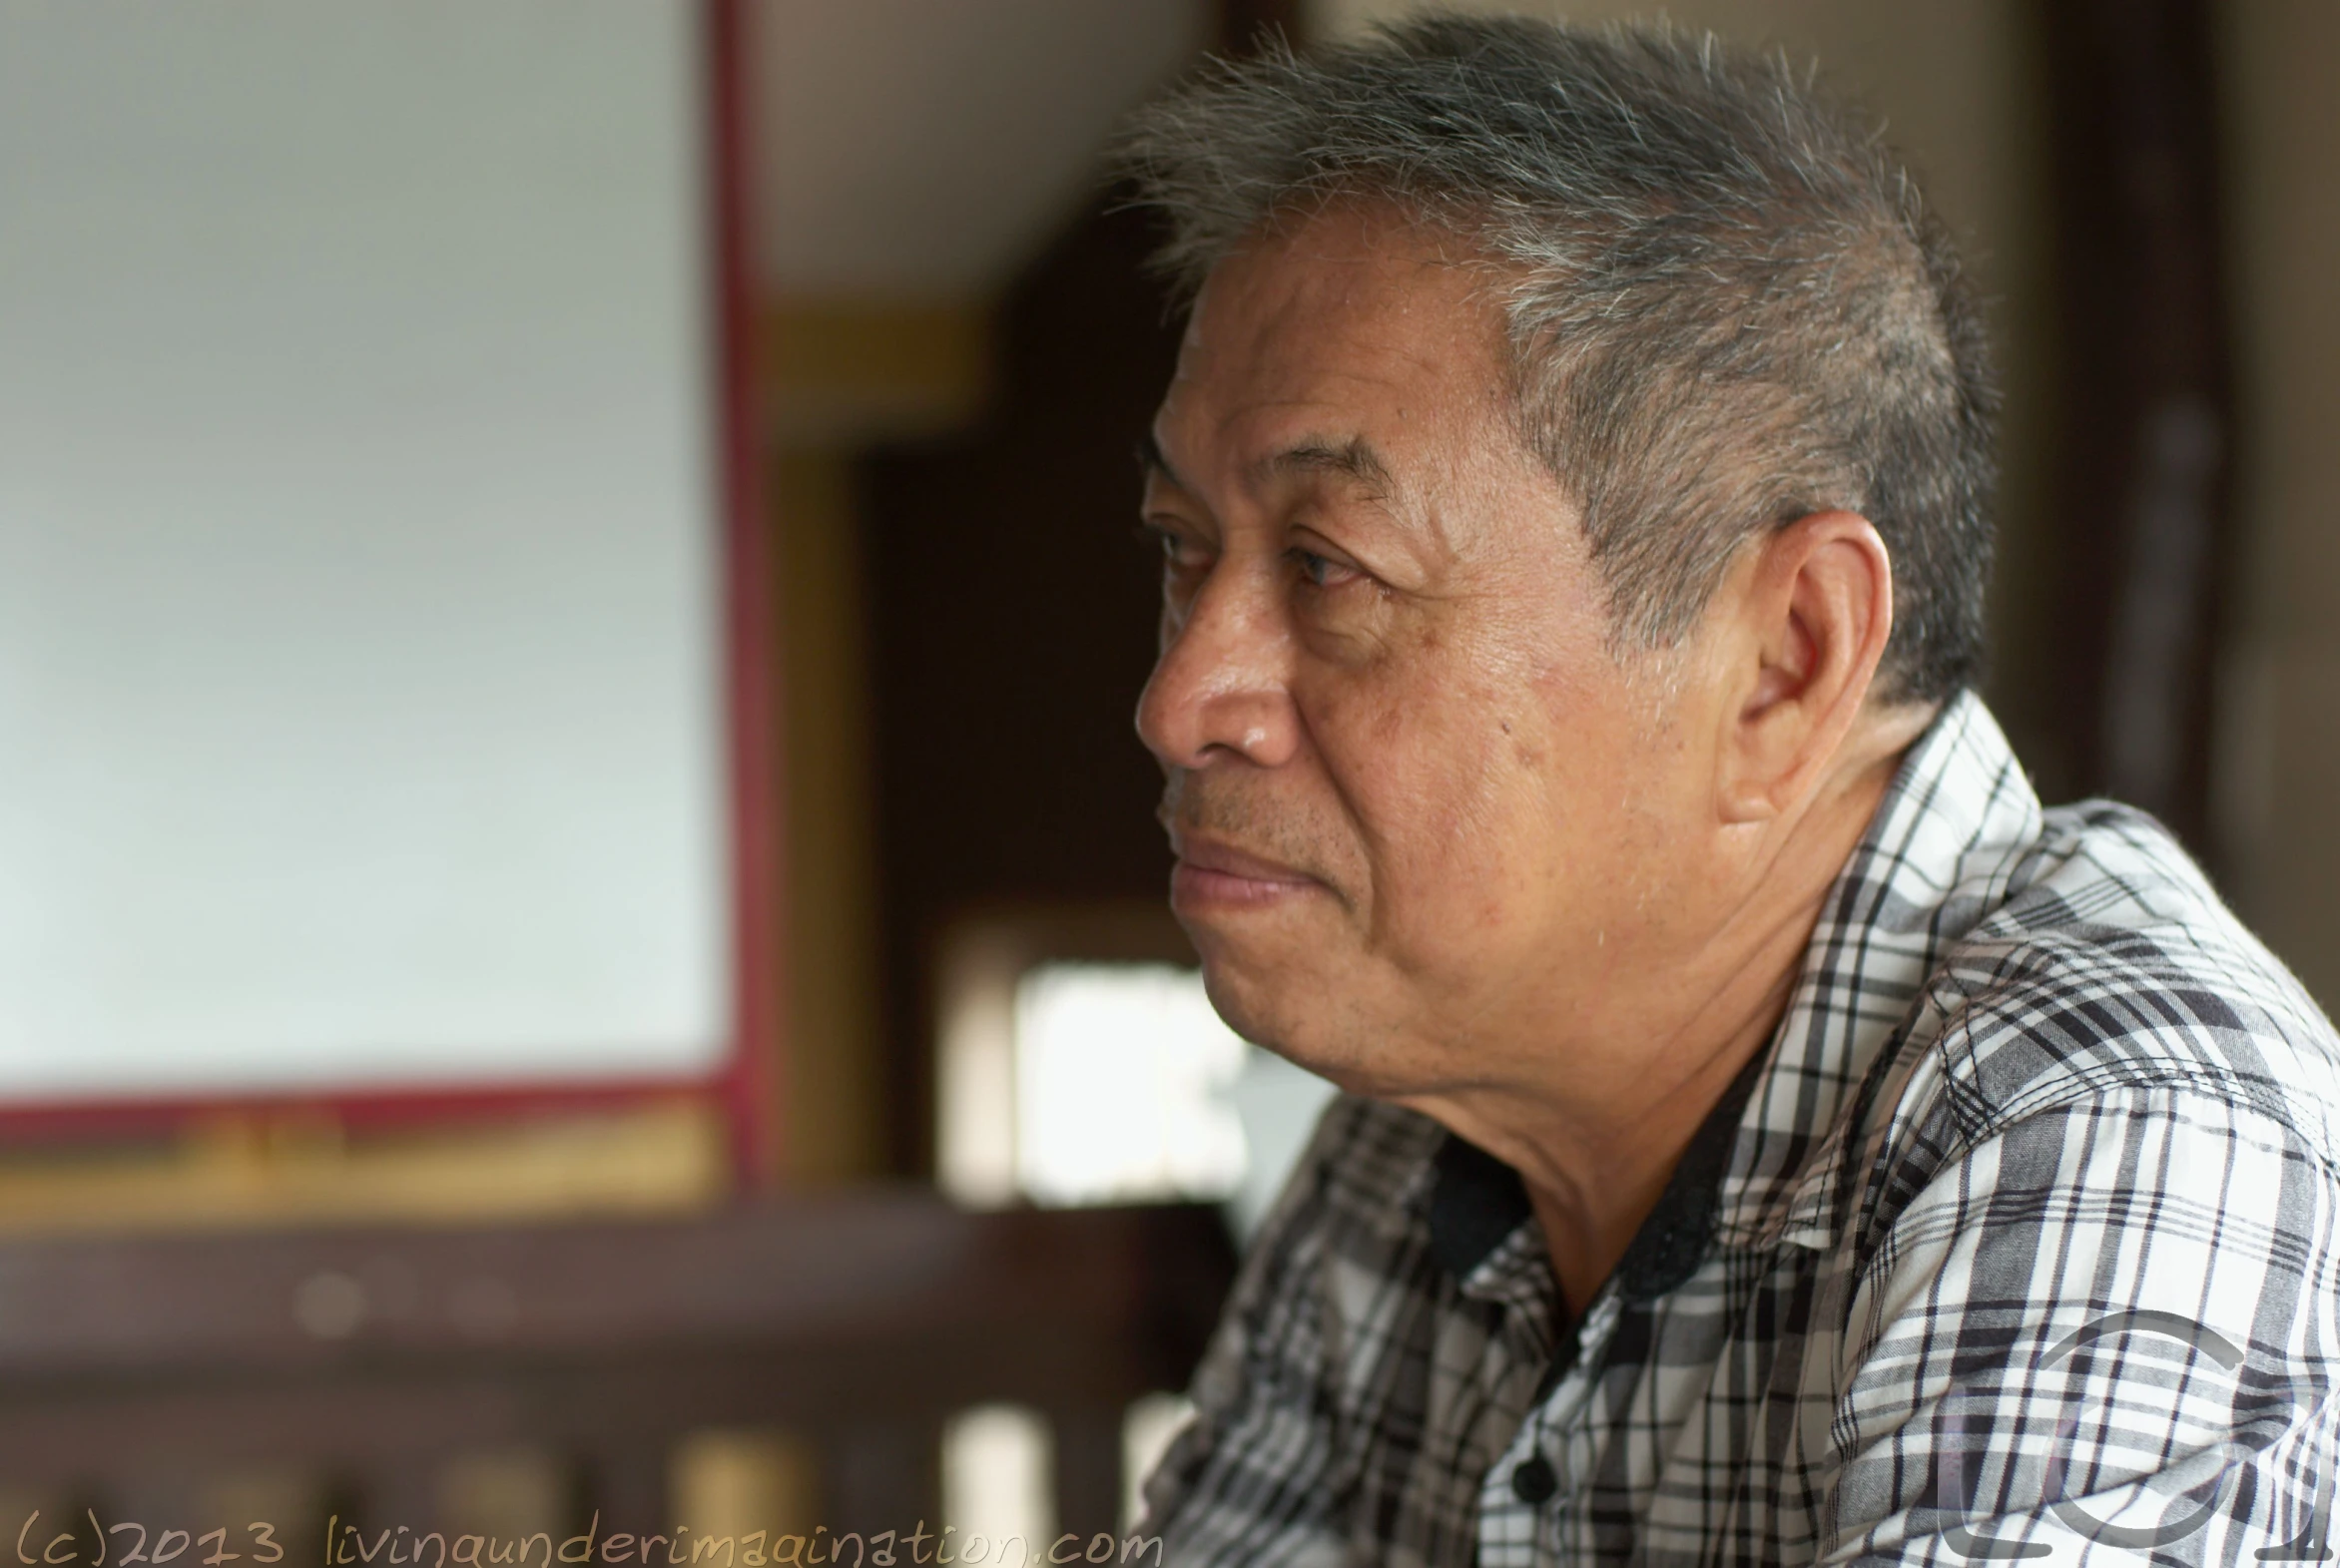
1190 945 1277 1043
1192 940 1386 1096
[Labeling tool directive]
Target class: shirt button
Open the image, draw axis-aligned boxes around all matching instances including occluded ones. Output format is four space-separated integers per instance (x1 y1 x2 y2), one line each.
1511 1455 1559 1505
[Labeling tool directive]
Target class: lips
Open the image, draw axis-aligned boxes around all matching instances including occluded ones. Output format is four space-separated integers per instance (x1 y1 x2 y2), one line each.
1169 833 1322 912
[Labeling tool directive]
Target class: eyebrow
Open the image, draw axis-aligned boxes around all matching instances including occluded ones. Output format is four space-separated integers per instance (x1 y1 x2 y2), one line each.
1256 435 1397 498
1136 429 1183 489
1138 431 1399 502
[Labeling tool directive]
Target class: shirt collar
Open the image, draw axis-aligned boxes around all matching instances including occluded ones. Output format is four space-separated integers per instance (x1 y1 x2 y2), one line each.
1424 1039 1768 1303
1719 690 2042 1248
1421 691 2043 1294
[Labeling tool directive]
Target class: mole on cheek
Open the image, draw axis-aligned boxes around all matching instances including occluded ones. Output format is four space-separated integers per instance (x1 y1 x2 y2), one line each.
1492 714 1545 769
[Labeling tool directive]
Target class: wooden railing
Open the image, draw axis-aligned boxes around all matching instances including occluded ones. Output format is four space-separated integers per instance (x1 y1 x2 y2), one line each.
0 1196 1236 1554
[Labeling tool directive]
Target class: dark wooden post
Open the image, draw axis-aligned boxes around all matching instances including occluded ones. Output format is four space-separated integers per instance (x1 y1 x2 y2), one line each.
820 1418 943 1544
581 1443 670 1552
2041 0 2235 855
1048 1405 1127 1548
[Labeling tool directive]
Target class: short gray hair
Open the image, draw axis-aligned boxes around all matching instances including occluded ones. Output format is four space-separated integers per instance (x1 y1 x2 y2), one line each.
1113 13 1997 704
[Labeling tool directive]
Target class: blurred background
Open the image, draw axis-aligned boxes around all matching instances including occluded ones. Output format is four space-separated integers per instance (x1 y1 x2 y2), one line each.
0 0 2333 1556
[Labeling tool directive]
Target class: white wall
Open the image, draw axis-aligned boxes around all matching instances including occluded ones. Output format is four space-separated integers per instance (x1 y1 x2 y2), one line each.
0 3 730 1098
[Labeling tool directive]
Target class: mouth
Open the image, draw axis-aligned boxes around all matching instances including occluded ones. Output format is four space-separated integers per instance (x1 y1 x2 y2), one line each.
1168 832 1325 914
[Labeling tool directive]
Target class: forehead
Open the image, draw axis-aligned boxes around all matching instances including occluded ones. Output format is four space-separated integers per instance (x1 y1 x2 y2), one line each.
1155 207 1510 470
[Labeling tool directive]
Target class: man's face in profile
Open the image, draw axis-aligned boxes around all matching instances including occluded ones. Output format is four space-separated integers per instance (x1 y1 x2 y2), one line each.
1136 205 1726 1103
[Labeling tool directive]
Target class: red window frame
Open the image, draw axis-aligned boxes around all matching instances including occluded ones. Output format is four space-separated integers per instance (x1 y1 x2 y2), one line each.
0 0 785 1188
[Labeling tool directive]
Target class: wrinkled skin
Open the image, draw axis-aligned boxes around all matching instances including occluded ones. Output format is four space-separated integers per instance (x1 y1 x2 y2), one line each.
1135 204 1930 1306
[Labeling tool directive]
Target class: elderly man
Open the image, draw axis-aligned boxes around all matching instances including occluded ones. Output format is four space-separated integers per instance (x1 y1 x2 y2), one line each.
1114 15 2340 1568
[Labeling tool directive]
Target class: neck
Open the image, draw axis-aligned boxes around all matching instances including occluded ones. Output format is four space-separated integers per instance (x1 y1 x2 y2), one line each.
1403 715 1926 1313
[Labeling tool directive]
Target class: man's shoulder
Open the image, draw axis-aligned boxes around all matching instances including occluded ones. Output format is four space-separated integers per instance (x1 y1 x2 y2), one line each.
1192 1093 1452 1393
1911 795 2340 1155
1263 1092 1447 1244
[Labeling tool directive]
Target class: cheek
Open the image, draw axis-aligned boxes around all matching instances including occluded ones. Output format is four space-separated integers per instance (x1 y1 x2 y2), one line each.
1323 677 1574 934
1331 641 1683 957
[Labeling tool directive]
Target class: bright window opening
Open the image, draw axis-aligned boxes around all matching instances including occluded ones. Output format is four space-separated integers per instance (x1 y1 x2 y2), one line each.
937 948 1340 1236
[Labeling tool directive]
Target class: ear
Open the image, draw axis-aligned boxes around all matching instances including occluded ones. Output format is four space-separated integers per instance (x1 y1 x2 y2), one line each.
1713 510 1894 822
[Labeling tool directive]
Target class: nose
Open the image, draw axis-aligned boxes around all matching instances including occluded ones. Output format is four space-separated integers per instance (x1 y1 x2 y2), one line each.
1135 561 1301 773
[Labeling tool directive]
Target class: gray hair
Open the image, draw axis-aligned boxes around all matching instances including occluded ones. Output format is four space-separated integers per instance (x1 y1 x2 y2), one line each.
1112 13 1997 704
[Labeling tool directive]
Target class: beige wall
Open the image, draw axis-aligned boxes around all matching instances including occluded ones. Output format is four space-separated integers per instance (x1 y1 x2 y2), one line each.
2216 0 2340 1002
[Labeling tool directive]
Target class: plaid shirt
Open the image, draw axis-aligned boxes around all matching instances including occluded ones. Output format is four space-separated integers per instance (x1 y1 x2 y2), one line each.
1140 693 2340 1566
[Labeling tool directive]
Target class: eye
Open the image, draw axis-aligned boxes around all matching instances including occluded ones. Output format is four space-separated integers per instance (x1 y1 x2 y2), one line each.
1292 547 1363 590
1140 520 1214 580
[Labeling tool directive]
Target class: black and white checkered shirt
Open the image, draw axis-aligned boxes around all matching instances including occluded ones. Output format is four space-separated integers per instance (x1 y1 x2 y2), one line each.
1140 694 2340 1566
